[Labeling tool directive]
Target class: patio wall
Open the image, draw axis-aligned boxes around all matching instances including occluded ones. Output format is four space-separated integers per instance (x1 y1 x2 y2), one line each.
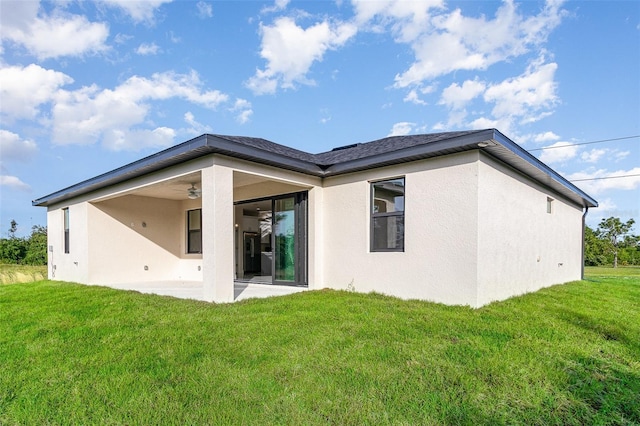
88 195 203 284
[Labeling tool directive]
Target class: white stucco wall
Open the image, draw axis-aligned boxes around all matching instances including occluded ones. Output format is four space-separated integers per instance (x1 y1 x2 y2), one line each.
476 154 584 306
321 152 481 306
47 202 90 283
87 195 203 284
43 148 586 307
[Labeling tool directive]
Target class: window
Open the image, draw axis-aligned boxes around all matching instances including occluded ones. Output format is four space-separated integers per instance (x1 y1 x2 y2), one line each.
63 208 70 254
371 177 405 252
546 197 554 214
187 209 202 254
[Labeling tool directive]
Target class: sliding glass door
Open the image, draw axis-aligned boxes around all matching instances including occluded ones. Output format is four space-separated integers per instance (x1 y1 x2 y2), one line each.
273 193 307 285
235 191 307 286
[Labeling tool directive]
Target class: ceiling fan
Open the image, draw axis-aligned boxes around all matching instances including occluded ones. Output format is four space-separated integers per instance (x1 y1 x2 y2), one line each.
187 183 202 199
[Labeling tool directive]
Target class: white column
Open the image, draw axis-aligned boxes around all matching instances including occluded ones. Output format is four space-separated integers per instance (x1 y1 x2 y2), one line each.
307 186 323 290
201 165 234 303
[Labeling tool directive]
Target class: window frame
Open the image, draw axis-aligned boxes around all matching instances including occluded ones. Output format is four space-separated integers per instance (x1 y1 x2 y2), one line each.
186 208 202 254
370 177 405 253
63 207 70 254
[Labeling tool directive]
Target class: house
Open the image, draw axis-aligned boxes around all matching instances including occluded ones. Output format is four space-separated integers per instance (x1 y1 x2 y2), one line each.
33 129 598 307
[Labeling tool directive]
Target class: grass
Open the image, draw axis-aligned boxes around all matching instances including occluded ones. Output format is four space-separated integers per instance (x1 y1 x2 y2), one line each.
585 265 640 277
0 264 47 284
1 271 639 424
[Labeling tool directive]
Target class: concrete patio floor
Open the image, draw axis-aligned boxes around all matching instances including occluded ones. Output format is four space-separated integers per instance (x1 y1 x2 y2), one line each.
105 280 306 302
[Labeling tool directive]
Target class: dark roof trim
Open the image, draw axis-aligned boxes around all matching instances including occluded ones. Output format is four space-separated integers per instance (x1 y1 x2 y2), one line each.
32 134 324 207
321 130 493 176
33 129 597 208
485 129 598 208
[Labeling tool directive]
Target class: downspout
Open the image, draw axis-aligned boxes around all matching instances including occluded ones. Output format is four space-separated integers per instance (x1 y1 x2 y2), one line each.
582 206 589 280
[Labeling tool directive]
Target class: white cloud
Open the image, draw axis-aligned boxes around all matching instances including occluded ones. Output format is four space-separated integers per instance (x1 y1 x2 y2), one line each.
0 0 39 31
99 0 172 24
230 99 253 124
104 127 176 151
352 0 444 43
391 0 566 87
404 89 427 105
614 151 630 161
581 148 608 163
453 57 559 135
466 115 515 136
136 42 160 55
319 108 331 124
51 70 228 150
0 130 38 162
593 198 617 212
533 131 561 143
567 167 640 195
0 5 109 60
261 0 291 14
539 141 579 164
0 175 31 192
388 122 415 136
0 64 73 121
483 58 558 122
114 33 133 44
246 17 357 94
196 1 213 19
183 112 213 135
439 78 485 110
352 1 565 135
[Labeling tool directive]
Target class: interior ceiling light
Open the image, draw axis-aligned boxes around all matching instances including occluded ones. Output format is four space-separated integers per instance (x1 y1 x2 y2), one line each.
187 183 201 199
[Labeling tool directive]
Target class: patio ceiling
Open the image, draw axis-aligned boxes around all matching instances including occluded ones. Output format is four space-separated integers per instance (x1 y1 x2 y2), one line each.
93 171 203 202
94 170 299 203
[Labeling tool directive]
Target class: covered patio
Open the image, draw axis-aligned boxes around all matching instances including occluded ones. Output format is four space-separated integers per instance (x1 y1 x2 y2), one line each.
80 156 319 303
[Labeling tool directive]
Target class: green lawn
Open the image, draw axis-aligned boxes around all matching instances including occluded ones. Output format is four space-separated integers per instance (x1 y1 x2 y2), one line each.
1 272 638 425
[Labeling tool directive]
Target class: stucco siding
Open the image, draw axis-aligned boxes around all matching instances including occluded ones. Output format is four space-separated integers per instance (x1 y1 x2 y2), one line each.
322 152 480 306
46 202 90 283
87 195 203 285
476 154 584 306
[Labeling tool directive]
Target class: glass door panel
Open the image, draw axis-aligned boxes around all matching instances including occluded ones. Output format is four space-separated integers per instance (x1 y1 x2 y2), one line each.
274 197 296 282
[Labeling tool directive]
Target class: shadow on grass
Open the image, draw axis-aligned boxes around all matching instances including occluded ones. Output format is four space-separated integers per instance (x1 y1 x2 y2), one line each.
552 304 640 423
558 309 640 354
565 354 640 423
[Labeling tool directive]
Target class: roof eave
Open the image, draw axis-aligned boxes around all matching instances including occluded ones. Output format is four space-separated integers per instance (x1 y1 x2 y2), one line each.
33 134 323 207
32 129 598 210
484 129 598 208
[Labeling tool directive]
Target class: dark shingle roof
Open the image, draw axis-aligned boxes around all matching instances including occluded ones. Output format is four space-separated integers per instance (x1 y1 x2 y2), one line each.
215 135 317 163
32 129 598 208
314 131 484 165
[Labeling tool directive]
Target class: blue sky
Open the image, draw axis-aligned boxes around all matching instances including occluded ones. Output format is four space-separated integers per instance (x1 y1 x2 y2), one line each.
1 0 638 237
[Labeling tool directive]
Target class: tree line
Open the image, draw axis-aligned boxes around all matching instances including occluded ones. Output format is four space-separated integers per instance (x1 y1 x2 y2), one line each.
0 220 48 265
585 217 638 267
1 216 638 268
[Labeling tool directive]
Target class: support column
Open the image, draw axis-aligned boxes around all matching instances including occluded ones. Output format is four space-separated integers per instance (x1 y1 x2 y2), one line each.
201 165 234 303
307 186 323 290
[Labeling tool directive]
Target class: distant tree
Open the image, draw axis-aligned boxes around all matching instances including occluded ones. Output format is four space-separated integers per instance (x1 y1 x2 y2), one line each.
584 226 607 266
596 217 635 268
8 219 18 238
24 225 48 265
620 234 640 266
0 220 27 264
